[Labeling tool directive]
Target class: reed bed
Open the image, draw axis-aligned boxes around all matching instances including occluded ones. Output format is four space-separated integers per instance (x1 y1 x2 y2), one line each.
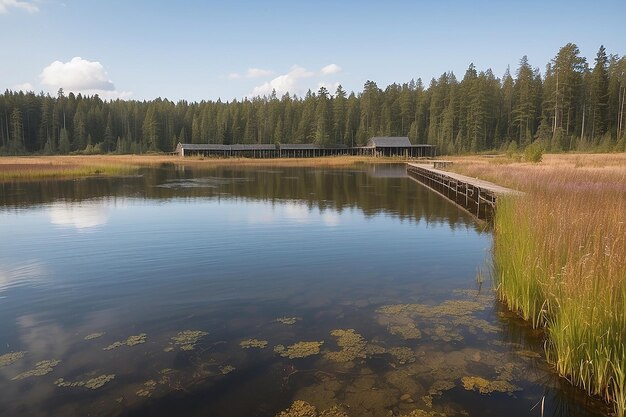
454 154 626 415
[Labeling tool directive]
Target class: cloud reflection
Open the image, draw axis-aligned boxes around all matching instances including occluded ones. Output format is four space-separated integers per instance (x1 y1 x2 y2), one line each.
49 202 109 230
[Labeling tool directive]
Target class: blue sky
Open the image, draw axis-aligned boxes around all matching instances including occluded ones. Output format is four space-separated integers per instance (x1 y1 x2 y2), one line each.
1 0 624 102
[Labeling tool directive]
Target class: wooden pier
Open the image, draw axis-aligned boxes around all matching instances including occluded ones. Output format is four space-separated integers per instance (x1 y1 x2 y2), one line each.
406 163 522 221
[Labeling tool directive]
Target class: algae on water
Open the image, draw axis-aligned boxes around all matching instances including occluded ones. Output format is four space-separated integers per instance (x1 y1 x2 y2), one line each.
84 332 105 340
55 374 116 390
240 339 268 349
12 360 61 380
324 329 367 363
136 380 157 397
166 330 208 351
276 317 301 325
85 374 115 389
220 365 235 375
461 376 520 395
0 351 26 368
276 400 348 417
104 333 147 350
389 323 422 340
274 341 324 359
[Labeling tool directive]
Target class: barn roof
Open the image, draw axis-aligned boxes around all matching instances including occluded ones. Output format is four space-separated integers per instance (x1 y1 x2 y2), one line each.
178 143 230 150
279 144 322 150
367 137 412 147
230 144 277 151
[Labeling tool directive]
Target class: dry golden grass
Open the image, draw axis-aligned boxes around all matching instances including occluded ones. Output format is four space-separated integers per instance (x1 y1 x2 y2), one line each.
448 153 626 191
453 153 626 415
0 154 410 180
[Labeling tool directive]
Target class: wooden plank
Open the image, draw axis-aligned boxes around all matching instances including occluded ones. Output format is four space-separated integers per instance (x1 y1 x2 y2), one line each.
407 163 523 196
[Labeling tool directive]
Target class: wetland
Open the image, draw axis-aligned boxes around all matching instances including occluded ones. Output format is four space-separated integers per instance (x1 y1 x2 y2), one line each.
0 163 610 416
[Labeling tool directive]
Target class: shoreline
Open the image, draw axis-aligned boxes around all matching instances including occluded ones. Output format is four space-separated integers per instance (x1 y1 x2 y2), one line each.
0 154 418 181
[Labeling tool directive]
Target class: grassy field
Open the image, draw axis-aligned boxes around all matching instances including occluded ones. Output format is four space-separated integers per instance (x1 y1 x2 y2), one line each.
452 153 626 415
0 154 408 180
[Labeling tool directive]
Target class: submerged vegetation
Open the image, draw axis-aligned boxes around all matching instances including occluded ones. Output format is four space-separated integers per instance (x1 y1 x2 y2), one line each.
0 351 26 368
12 360 61 380
454 154 626 415
274 341 324 359
164 330 208 352
103 333 147 350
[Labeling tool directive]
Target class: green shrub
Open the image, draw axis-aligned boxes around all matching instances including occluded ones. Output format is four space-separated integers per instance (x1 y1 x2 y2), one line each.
523 140 544 163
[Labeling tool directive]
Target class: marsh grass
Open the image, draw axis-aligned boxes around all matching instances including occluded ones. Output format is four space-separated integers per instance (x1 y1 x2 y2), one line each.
456 154 626 415
0 155 406 181
0 165 135 180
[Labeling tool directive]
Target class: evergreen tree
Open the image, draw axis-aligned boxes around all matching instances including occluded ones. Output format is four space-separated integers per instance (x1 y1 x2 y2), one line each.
58 127 70 154
9 108 24 154
315 86 330 145
590 45 609 138
513 56 537 144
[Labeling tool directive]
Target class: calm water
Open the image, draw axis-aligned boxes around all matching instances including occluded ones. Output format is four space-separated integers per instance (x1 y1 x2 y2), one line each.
0 164 608 417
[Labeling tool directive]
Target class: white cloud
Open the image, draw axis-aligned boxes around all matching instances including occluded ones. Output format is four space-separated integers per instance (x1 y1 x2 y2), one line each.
321 64 342 75
0 0 39 14
13 82 34 91
228 67 274 80
250 65 316 97
40 57 115 91
245 67 274 78
39 57 131 99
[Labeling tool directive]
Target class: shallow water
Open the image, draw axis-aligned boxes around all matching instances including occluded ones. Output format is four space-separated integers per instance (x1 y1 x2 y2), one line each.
0 164 608 417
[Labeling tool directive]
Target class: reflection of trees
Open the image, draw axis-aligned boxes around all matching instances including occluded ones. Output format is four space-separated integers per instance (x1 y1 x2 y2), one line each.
0 166 483 231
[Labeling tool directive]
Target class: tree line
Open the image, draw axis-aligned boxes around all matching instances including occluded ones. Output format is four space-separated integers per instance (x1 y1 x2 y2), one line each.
1 43 625 155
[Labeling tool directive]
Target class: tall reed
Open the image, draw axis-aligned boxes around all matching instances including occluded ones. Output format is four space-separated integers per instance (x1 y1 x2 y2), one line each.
459 155 626 415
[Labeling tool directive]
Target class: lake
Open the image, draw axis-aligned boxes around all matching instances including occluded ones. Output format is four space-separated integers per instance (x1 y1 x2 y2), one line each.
0 164 608 417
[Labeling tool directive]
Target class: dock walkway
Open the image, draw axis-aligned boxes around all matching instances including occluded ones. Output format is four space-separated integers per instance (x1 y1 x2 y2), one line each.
406 163 522 221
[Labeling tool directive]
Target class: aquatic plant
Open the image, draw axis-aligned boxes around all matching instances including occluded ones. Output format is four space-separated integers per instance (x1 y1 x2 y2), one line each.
136 380 157 397
240 338 268 349
461 376 521 395
276 317 301 325
55 374 116 390
274 341 324 359
276 400 348 417
103 333 147 350
219 365 235 375
324 329 367 363
0 351 26 368
166 330 208 351
12 360 61 380
85 374 115 389
456 155 626 415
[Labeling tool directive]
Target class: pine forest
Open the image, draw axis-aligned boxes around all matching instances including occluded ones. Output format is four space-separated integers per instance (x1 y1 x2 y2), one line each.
2 43 625 155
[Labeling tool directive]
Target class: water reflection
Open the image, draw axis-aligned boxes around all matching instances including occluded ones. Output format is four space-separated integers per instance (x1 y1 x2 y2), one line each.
0 165 609 417
0 165 482 232
49 202 109 230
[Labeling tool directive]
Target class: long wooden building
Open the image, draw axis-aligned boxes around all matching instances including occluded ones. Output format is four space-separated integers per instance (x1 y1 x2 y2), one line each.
176 137 435 158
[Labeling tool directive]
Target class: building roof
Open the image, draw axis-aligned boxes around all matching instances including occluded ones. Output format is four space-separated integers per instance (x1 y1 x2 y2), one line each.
178 143 230 150
367 137 412 147
279 144 322 150
230 144 277 151
177 143 276 151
